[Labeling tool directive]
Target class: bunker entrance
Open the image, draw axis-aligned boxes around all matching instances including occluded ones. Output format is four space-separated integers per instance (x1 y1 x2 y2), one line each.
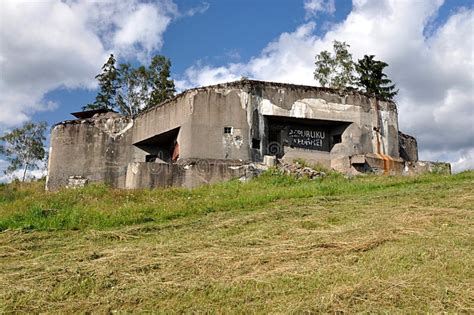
265 116 350 158
133 127 180 163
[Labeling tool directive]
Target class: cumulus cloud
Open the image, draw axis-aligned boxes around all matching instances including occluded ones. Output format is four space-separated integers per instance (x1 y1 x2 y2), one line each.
0 0 178 128
304 0 336 18
64 0 179 60
179 0 473 171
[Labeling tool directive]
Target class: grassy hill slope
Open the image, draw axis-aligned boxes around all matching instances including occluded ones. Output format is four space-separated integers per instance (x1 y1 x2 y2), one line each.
0 171 473 312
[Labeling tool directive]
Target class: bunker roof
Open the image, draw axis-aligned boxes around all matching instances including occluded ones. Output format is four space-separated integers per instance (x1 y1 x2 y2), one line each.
60 79 396 126
139 79 396 116
71 108 117 119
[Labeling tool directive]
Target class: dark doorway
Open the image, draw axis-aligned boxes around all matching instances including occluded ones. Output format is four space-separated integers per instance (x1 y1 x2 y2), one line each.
265 116 350 156
133 127 180 163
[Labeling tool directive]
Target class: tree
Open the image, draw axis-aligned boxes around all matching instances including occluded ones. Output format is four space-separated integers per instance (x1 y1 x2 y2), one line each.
314 40 356 89
116 63 141 116
114 55 175 114
355 55 398 100
0 121 48 182
116 64 151 116
86 54 176 116
147 55 176 108
83 54 119 111
135 65 151 109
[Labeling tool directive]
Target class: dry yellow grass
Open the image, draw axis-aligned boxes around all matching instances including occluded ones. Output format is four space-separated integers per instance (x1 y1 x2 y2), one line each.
0 171 473 312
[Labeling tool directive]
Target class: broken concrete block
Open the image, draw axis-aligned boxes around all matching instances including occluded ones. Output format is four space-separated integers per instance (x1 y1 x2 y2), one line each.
66 176 88 189
331 156 351 173
399 131 418 162
263 155 276 167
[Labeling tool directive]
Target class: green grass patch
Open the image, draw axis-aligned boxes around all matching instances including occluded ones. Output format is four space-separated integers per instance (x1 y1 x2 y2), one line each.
0 171 472 231
0 171 473 312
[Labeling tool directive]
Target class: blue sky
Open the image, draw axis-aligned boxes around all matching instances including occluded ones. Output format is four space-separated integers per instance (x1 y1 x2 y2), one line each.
0 0 473 179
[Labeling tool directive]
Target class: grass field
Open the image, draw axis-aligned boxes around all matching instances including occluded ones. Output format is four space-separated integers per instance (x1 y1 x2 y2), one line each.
0 171 473 313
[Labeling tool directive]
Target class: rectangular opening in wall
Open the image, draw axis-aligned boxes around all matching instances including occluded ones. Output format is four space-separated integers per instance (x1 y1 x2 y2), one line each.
224 126 233 134
265 116 350 155
133 127 180 163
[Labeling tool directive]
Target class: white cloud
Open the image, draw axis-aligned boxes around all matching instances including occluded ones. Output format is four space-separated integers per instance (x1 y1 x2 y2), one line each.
183 2 210 17
304 0 336 18
180 0 473 171
65 0 179 60
0 0 178 128
112 3 173 61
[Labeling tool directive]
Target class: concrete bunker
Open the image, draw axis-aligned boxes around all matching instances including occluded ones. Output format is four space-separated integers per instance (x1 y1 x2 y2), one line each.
46 79 437 191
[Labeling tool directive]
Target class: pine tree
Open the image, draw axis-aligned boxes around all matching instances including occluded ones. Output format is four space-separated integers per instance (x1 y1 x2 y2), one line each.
356 55 398 100
83 54 119 111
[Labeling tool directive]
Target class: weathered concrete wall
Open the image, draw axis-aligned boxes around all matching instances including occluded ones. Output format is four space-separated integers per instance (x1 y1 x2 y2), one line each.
399 131 418 162
133 87 251 161
185 89 250 160
132 92 190 145
125 160 248 189
132 80 400 171
250 83 399 159
46 113 135 190
239 81 399 173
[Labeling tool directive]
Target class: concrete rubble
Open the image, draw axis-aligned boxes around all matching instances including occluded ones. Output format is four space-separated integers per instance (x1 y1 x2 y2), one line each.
238 159 327 182
66 176 88 189
276 161 326 179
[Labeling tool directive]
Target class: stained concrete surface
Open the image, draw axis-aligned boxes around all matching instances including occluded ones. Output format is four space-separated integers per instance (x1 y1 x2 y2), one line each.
47 80 434 190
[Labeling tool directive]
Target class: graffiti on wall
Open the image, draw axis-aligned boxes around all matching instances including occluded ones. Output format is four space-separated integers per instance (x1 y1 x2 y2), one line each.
287 126 329 151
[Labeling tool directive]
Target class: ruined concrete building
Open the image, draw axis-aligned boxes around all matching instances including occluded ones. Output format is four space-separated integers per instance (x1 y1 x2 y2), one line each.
46 79 434 190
